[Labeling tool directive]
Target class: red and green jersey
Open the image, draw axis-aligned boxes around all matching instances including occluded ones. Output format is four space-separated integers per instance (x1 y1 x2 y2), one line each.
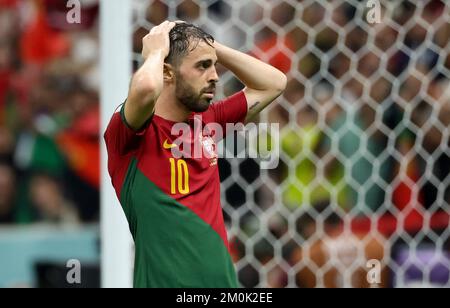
104 91 248 288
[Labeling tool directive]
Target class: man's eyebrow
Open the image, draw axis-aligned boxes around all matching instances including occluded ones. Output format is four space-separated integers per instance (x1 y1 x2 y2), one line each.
196 59 218 66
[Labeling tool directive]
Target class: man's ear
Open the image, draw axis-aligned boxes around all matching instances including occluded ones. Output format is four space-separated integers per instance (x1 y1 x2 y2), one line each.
163 63 175 82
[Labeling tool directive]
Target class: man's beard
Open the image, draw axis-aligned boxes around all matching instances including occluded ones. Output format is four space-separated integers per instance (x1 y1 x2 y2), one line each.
175 76 213 113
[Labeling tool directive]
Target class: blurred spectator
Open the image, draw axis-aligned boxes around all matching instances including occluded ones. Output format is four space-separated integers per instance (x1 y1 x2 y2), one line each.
0 126 14 160
291 230 388 288
0 162 16 223
391 132 425 229
29 172 79 224
20 1 71 66
291 202 389 288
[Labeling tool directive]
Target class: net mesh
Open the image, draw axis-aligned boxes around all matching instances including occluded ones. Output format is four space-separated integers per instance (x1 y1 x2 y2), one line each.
131 0 450 287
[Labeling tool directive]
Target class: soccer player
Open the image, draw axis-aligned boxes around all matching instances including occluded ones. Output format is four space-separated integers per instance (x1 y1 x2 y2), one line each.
104 21 286 288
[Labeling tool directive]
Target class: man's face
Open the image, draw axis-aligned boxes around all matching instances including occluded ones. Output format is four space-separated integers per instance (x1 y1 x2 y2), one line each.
174 41 219 112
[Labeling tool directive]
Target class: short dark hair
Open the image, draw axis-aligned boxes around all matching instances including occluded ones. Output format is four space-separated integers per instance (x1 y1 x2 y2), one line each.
166 23 214 66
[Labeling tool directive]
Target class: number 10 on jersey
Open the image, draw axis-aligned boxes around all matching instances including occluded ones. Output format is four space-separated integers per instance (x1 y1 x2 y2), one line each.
169 158 190 195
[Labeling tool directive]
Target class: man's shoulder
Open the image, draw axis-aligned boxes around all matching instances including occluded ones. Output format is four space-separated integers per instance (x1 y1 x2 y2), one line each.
104 111 122 136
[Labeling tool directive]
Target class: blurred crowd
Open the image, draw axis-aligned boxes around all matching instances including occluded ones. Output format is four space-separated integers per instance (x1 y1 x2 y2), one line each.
136 0 450 287
0 0 99 224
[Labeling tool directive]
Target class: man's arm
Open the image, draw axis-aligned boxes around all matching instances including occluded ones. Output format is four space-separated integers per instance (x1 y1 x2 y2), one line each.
214 42 287 122
124 21 176 130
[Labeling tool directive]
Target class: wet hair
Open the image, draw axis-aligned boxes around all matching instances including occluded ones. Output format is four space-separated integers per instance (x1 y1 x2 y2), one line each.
166 23 214 66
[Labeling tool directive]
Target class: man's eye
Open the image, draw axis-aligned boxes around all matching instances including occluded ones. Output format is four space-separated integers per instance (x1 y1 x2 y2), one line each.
199 62 211 69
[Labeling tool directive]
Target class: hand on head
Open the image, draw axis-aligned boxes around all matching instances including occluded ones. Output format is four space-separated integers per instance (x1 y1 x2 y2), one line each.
142 21 177 60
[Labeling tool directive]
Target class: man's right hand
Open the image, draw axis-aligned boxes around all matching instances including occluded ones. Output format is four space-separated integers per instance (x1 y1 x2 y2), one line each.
125 21 176 131
142 21 176 60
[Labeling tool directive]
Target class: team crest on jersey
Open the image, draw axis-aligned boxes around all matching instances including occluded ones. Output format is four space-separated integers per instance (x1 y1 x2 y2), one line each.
200 135 218 166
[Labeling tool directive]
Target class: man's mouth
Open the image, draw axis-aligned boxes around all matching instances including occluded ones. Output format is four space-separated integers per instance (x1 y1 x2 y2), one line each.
203 88 216 98
203 92 215 99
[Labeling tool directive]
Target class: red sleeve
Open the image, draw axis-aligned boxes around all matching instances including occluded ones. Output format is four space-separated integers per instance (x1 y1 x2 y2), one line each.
208 91 248 133
103 105 149 156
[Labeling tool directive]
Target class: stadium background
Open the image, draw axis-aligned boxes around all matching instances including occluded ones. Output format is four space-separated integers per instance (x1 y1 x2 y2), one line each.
0 0 449 288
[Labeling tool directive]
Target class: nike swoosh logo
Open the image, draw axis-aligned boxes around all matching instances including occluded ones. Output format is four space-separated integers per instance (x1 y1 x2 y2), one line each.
163 139 177 149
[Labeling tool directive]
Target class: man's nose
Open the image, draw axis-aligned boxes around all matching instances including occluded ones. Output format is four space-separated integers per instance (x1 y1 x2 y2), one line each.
209 68 219 83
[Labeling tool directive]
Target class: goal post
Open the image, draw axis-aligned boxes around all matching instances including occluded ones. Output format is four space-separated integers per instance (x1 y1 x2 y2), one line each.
100 0 133 288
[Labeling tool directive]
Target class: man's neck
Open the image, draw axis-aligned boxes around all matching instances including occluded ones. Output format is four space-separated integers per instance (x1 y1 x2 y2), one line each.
154 90 192 123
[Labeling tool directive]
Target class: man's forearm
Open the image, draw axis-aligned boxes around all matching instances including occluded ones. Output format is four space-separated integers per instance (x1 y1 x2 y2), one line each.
214 42 286 92
130 50 165 104
125 51 165 130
